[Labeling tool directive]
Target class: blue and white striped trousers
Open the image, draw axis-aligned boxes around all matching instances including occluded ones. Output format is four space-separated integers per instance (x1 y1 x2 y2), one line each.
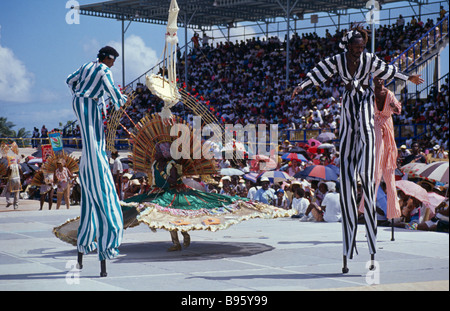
73 97 123 261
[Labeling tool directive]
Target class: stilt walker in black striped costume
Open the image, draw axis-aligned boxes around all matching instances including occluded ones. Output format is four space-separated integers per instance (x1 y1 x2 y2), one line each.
292 26 424 273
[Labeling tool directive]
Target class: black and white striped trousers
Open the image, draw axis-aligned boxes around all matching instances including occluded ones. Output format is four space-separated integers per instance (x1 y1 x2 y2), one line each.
339 88 377 259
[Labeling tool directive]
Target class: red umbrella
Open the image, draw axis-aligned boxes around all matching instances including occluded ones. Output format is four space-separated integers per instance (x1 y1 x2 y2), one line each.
307 147 318 154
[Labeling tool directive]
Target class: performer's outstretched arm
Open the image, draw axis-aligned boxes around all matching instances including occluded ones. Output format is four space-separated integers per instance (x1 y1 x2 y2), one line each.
292 55 337 98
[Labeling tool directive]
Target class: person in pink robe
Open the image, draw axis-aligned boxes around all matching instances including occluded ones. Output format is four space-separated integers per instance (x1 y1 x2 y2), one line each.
359 76 402 219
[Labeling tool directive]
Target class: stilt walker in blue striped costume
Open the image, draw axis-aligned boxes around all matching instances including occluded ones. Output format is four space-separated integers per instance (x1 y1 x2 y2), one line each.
66 46 128 277
292 27 423 273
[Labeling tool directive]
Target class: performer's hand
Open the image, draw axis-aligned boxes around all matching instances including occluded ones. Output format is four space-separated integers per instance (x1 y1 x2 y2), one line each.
408 74 424 85
291 85 303 99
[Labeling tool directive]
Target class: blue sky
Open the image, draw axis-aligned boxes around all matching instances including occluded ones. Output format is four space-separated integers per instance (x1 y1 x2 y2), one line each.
0 0 448 135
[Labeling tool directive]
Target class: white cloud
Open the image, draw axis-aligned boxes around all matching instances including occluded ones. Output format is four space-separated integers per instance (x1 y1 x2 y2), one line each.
107 34 159 86
0 25 35 103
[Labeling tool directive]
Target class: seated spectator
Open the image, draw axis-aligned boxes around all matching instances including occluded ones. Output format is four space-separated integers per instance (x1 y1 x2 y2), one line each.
253 177 276 204
291 187 310 218
418 196 449 232
301 181 341 222
274 188 289 209
397 195 432 230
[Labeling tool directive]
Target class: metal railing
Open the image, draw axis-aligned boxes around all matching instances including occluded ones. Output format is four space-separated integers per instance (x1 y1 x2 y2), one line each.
389 13 448 74
2 121 436 150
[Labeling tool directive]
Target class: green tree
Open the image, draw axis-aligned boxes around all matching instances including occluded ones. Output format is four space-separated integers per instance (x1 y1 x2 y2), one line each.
0 117 30 138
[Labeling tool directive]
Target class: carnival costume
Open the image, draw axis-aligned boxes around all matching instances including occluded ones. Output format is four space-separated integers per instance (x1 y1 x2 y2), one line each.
54 114 293 249
296 29 409 273
63 47 127 277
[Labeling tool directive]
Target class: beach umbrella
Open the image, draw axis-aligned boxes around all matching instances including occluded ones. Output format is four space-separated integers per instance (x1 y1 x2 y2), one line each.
28 158 43 164
288 146 306 154
416 161 449 184
294 165 339 181
250 154 277 171
307 147 319 154
182 177 206 191
326 164 340 176
318 143 335 150
316 132 335 142
258 170 292 183
400 162 427 177
395 180 430 204
243 172 259 183
426 192 446 214
220 168 244 176
132 172 147 179
308 138 321 148
281 153 308 162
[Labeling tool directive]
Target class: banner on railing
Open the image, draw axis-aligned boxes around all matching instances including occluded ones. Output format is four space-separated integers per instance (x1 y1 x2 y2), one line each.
41 144 54 163
48 131 64 152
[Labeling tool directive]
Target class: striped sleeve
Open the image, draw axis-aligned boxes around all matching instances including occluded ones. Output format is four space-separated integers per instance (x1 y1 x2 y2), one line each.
102 68 127 110
66 66 82 94
371 53 408 82
298 56 337 89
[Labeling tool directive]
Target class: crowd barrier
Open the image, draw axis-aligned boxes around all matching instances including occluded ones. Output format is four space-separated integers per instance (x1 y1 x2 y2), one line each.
1 122 440 150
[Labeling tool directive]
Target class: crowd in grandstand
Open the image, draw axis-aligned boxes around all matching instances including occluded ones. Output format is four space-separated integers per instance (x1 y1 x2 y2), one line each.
90 15 447 151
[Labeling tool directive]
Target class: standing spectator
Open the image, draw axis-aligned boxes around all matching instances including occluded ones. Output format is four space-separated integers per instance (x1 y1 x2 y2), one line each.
191 32 200 48
54 159 74 209
403 142 427 164
111 151 123 197
39 173 54 210
396 14 405 30
5 158 23 209
41 125 48 145
358 76 402 220
32 127 39 148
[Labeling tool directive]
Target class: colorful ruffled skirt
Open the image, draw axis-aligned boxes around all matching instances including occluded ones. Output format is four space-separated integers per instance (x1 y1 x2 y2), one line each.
122 185 294 232
53 185 293 245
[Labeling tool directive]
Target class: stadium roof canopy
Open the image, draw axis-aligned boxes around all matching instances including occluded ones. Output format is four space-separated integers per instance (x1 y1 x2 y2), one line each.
79 0 427 30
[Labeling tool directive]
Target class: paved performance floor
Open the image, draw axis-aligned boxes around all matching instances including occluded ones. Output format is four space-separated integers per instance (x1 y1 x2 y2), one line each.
0 199 448 293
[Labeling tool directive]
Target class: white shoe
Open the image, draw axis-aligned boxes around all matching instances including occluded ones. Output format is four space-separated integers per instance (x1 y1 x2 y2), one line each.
307 214 315 222
299 215 309 222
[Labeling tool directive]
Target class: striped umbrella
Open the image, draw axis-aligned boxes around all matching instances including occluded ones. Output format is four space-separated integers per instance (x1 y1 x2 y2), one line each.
243 172 259 183
416 161 449 183
293 165 339 181
258 170 292 183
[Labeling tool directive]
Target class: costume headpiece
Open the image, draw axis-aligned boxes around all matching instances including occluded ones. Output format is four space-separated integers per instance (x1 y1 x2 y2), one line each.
339 30 359 51
145 0 181 122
